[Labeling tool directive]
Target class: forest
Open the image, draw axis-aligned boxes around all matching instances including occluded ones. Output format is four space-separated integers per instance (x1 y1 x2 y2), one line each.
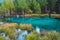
0 0 60 15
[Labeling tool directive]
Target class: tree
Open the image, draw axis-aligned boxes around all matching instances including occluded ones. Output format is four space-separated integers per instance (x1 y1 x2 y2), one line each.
27 0 41 13
32 0 41 13
56 0 60 13
47 0 57 13
4 0 15 15
37 0 48 13
17 0 29 14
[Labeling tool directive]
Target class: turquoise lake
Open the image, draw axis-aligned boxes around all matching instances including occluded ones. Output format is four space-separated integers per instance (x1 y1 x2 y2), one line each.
0 0 4 3
5 17 60 31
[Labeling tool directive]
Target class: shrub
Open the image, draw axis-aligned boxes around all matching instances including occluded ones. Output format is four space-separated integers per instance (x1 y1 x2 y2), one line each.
0 36 5 40
0 23 18 40
19 24 33 31
46 31 60 40
26 31 40 40
26 31 60 40
3 27 16 40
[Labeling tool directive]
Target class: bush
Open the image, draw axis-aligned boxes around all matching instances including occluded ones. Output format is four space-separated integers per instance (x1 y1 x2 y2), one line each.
4 28 16 40
26 31 60 40
19 24 33 31
0 36 5 40
0 23 18 40
46 31 60 40
26 31 40 40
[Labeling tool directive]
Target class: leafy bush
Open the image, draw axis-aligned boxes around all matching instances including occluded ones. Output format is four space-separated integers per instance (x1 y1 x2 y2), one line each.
0 36 5 40
46 31 60 40
26 31 60 40
0 23 18 40
26 31 40 40
19 24 33 31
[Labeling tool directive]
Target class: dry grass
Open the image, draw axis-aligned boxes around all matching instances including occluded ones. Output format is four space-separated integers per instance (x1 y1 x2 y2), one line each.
19 24 33 31
51 14 60 18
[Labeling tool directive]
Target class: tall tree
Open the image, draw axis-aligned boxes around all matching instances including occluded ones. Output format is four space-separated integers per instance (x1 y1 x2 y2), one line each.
47 0 57 13
37 0 48 13
56 0 60 13
17 0 29 14
4 0 15 15
27 0 41 13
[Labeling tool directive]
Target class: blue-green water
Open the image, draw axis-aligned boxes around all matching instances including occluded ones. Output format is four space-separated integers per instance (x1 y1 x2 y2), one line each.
0 0 4 3
5 17 60 31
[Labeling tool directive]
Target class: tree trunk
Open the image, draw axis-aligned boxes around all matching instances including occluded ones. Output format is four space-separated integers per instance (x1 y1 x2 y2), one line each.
10 8 12 15
22 10 25 17
45 6 48 13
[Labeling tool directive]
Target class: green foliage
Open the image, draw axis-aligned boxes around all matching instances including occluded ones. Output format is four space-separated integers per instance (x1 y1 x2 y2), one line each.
0 36 5 40
0 23 18 40
17 0 29 10
37 0 48 7
26 31 60 40
4 28 16 40
32 0 41 11
0 0 58 14
19 24 33 31
0 23 60 40
47 0 57 10
46 31 60 40
26 31 40 40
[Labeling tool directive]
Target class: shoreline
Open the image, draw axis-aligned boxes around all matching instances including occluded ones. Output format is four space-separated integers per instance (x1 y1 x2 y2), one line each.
2 14 60 19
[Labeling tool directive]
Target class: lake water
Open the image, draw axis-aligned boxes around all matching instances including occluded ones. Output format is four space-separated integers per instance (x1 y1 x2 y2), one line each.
5 17 60 31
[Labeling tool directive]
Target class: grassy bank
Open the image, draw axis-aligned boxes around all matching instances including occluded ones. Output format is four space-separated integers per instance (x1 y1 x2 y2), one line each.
3 13 60 18
51 14 60 18
23 14 60 18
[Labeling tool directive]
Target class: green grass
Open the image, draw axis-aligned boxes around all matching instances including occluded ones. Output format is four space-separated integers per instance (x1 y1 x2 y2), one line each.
26 31 60 40
0 36 5 40
22 14 60 18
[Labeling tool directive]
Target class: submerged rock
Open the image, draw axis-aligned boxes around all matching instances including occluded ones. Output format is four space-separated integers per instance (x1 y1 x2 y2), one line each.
17 34 25 40
17 30 28 40
36 27 40 34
